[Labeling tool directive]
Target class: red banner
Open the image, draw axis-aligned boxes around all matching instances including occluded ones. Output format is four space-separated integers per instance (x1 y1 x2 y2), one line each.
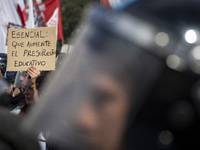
26 0 63 40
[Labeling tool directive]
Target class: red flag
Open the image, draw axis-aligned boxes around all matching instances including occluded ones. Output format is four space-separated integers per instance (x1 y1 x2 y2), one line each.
26 0 63 40
32 0 46 27
17 0 28 27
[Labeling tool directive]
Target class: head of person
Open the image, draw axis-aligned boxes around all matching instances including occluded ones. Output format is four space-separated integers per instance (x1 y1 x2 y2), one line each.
20 72 28 87
34 74 48 102
24 1 200 150
23 77 35 105
75 40 143 150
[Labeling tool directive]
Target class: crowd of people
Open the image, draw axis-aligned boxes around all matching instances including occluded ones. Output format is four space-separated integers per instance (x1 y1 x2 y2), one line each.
0 63 48 114
1 0 200 150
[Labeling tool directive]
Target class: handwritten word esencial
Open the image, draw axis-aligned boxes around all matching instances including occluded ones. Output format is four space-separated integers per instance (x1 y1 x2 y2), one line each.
11 30 46 38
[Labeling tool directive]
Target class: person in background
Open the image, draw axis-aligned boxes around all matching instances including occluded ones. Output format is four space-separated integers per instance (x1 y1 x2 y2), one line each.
6 72 25 110
20 73 48 150
6 72 19 97
34 74 50 150
12 66 41 115
20 77 35 115
0 53 25 110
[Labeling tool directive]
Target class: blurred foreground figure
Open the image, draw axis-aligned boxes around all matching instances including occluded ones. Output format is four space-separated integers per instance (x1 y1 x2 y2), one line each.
0 79 40 150
22 0 200 150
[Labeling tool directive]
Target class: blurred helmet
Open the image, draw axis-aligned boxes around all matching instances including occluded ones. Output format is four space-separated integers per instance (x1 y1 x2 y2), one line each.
22 1 200 150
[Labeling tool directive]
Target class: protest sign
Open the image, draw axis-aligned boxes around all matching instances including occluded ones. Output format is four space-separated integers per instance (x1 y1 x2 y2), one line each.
6 27 56 71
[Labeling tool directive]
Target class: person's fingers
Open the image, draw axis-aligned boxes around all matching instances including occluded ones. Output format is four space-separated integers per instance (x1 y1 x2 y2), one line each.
27 68 35 74
29 66 39 71
27 67 40 76
27 71 35 78
26 71 36 83
27 67 40 84
27 69 37 78
27 69 39 76
31 66 37 70
27 67 35 73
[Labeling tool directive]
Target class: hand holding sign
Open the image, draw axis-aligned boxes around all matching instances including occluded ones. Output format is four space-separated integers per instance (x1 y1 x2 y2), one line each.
6 27 56 71
27 66 41 83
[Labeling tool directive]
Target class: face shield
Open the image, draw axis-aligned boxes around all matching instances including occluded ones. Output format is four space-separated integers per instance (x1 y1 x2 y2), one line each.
22 4 200 150
13 71 27 89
